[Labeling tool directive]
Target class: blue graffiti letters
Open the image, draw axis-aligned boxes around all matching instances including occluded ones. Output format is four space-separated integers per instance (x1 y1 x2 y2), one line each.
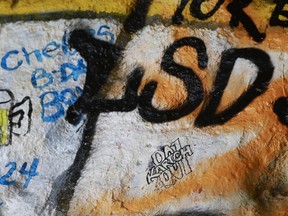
22 47 43 65
40 91 65 122
0 158 39 189
1 50 23 71
31 68 54 89
40 87 82 122
42 41 61 58
97 25 115 44
59 59 86 82
1 42 60 72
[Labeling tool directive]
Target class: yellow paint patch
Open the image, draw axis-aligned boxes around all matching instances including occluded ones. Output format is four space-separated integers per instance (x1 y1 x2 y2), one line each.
0 0 134 15
0 0 279 26
0 109 9 145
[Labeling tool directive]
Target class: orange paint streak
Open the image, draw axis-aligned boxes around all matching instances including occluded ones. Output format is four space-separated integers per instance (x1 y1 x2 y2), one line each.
72 15 288 215
74 77 287 215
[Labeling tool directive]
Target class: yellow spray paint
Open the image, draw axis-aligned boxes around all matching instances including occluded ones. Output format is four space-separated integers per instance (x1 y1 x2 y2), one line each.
0 0 134 16
0 109 9 145
0 0 277 24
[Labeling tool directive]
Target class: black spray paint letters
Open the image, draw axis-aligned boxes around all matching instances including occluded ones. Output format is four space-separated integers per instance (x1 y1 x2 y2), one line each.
146 139 193 188
270 0 288 27
0 89 32 146
172 0 224 24
195 48 274 127
124 0 153 33
48 0 284 214
65 31 275 127
139 37 207 123
172 0 288 42
226 0 266 42
45 1 154 214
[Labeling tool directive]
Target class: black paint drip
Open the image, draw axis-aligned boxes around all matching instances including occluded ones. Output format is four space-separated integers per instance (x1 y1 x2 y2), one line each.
66 29 122 125
273 97 288 126
46 1 152 215
124 0 153 33
172 0 189 25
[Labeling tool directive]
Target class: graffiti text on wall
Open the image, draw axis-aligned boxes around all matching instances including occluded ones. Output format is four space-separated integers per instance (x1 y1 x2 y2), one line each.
146 139 193 189
65 31 278 127
39 24 117 122
0 158 39 189
47 0 288 213
172 0 288 42
0 25 115 123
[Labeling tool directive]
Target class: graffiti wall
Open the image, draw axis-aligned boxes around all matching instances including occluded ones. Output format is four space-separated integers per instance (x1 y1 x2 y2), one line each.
0 0 287 215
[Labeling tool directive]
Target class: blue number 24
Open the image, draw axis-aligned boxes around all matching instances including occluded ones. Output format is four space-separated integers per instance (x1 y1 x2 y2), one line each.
0 158 39 189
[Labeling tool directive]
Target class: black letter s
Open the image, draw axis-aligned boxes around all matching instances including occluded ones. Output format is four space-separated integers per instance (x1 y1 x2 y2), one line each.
138 37 207 123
